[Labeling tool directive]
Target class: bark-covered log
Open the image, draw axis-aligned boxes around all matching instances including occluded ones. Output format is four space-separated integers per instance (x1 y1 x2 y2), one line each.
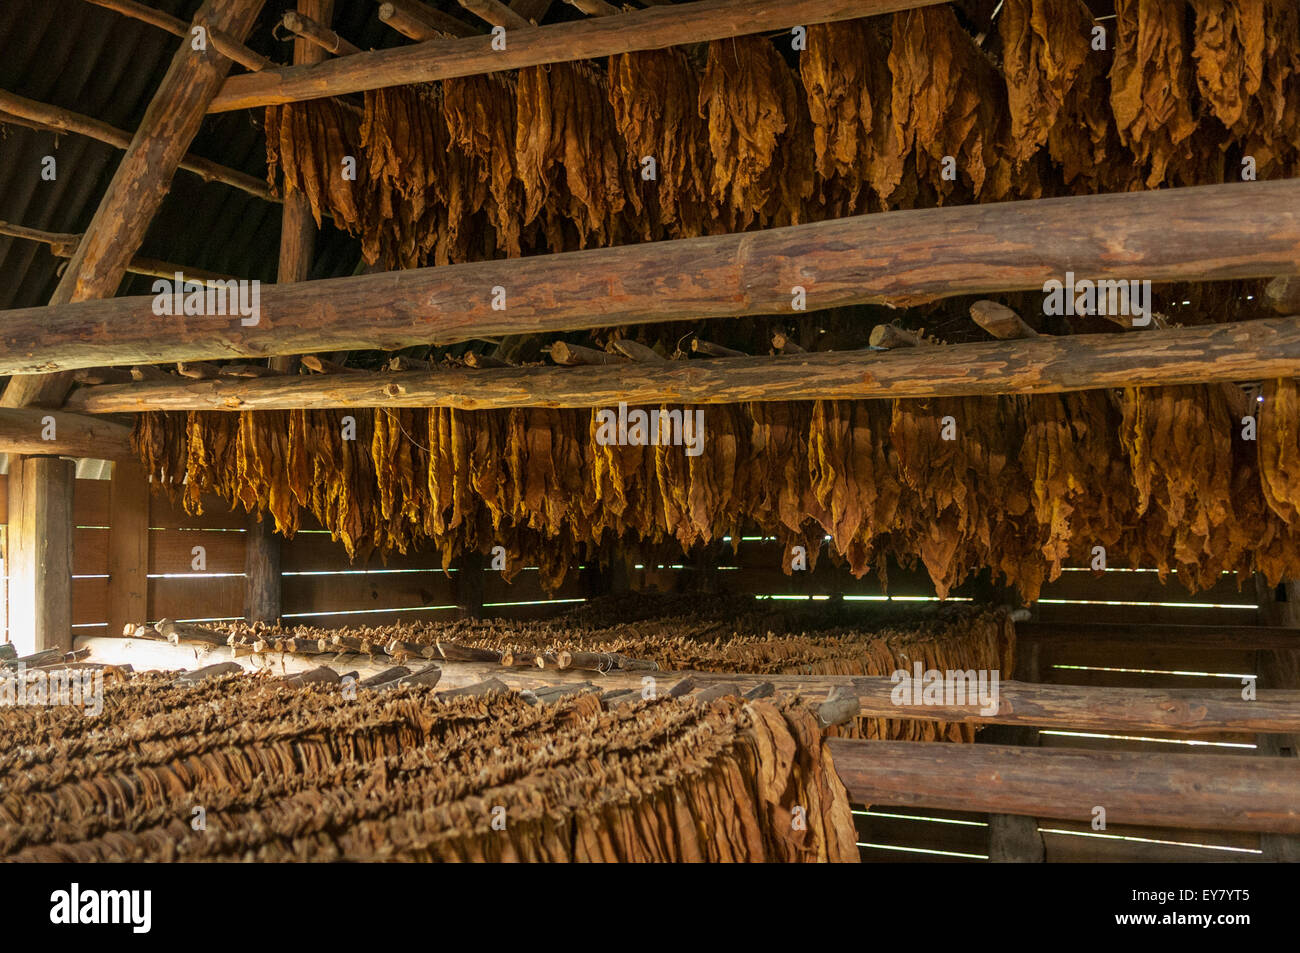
210 0 935 112
23 179 1300 380
65 315 1300 412
827 739 1300 834
0 408 133 458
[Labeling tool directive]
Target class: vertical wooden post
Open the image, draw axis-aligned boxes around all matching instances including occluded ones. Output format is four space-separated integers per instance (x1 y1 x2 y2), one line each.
985 637 1046 862
8 456 75 654
455 551 484 620
1254 575 1300 861
244 515 281 623
107 459 150 635
249 0 334 616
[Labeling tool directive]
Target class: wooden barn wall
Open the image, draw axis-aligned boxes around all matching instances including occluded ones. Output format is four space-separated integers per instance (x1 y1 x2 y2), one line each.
0 474 584 637
2 473 1294 863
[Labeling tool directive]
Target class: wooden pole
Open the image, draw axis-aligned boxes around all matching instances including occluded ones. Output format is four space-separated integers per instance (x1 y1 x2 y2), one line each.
244 515 281 623
378 0 478 38
64 315 1300 413
0 89 277 202
827 739 1300 834
106 460 150 640
16 178 1300 377
970 300 1037 339
282 11 361 56
0 218 245 285
8 457 75 654
458 0 531 29
2 0 267 412
210 0 941 112
0 409 133 459
510 0 554 23
80 0 273 72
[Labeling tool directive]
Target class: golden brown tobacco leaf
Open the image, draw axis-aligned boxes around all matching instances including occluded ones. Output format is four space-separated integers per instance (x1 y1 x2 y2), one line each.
999 0 1093 168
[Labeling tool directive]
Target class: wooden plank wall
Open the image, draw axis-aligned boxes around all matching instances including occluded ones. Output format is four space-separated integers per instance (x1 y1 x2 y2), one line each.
0 474 586 639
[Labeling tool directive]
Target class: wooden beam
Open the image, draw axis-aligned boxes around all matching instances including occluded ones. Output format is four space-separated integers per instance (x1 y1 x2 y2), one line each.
510 0 554 22
9 457 75 654
271 0 338 376
106 459 150 640
63 316 1300 413
565 0 619 15
2 0 267 411
210 0 939 112
19 179 1300 376
81 0 271 71
1267 277 1300 315
282 10 361 56
0 408 133 459
0 89 277 202
970 300 1037 339
459 0 532 29
0 218 245 286
379 0 478 38
827 739 1300 834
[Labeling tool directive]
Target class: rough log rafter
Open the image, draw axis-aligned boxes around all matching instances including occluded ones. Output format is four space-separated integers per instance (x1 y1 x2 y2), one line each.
209 0 943 112
61 315 1300 413
6 180 1300 377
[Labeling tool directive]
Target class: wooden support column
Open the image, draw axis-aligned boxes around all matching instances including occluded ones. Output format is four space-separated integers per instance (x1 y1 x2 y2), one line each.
454 551 484 620
8 457 75 654
1254 577 1300 861
254 0 335 616
984 639 1045 862
106 459 150 637
244 515 281 624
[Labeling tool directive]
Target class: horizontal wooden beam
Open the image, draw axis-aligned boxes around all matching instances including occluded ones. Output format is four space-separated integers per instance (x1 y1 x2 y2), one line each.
0 89 277 202
64 316 1300 412
0 408 133 459
209 0 936 112
67 636 1300 735
828 739 1300 833
10 179 1300 376
1017 621 1300 652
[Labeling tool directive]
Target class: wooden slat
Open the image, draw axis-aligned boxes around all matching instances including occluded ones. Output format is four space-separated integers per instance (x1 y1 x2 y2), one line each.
1038 570 1254 606
73 480 111 526
72 576 109 628
1032 602 1260 627
853 807 988 863
149 529 246 573
150 575 245 622
9 458 76 652
1040 820 1262 863
1038 642 1258 678
1017 621 1300 653
148 493 248 529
